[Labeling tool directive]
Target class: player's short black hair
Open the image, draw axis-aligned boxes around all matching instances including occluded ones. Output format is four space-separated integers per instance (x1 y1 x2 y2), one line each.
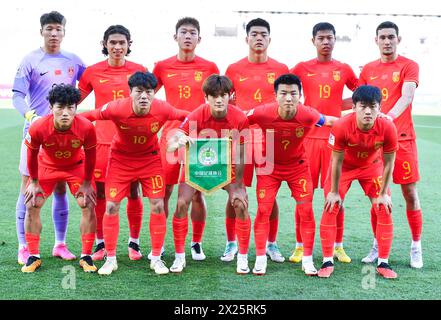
47 84 81 106
352 85 382 105
246 18 270 34
40 11 66 28
274 74 302 94
376 21 399 36
312 22 336 37
102 25 132 56
202 74 232 97
175 17 200 34
128 71 158 90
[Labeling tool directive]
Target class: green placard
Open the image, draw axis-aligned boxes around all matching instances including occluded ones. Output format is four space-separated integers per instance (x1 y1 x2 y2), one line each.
185 138 232 194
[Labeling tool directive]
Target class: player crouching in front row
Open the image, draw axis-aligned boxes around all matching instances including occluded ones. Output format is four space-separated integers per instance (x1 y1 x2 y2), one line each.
318 85 398 279
22 84 97 273
167 75 251 275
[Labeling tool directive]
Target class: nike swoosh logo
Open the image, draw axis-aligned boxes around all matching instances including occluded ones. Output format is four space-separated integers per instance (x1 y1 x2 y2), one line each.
44 142 55 147
152 190 162 194
347 143 358 147
370 76 379 80
402 175 413 180
167 73 178 78
119 125 130 129
307 73 316 77
99 79 109 83
40 71 48 76
239 77 248 82
300 193 310 198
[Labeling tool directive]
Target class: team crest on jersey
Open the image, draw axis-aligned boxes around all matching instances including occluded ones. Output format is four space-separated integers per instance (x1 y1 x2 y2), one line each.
333 71 341 82
94 170 102 179
259 189 266 199
295 127 304 138
374 141 384 150
68 66 75 77
328 133 335 146
267 73 276 84
392 71 400 83
71 139 81 148
194 71 203 82
110 188 117 198
151 122 160 133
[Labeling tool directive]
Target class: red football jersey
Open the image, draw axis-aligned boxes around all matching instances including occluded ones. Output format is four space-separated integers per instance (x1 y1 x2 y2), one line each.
179 103 249 144
91 97 187 159
78 60 147 144
290 59 358 139
359 55 419 141
225 57 289 110
153 55 219 112
328 113 398 169
247 102 321 165
25 115 96 170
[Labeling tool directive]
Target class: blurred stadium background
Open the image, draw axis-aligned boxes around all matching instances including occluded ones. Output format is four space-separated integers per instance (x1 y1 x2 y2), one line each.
1 0 440 114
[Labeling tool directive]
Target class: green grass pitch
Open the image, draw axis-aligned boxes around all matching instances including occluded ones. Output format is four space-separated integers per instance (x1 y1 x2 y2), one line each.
0 109 440 300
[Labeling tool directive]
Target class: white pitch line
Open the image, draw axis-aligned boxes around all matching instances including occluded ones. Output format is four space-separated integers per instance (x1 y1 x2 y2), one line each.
415 125 441 129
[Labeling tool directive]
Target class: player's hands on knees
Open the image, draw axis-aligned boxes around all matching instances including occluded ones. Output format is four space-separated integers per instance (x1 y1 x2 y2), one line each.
324 192 341 213
76 180 97 208
374 194 392 214
24 181 45 208
230 184 248 209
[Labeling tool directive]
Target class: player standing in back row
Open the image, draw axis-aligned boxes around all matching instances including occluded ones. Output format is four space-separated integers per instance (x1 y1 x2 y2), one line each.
153 17 219 261
78 25 147 262
359 21 423 269
225 18 289 263
289 22 358 264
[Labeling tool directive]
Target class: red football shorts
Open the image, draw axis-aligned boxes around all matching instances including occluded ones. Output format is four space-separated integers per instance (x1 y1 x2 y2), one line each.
33 165 90 197
324 161 388 200
93 143 110 183
106 153 165 202
256 159 313 203
393 139 420 184
242 125 264 187
304 137 331 190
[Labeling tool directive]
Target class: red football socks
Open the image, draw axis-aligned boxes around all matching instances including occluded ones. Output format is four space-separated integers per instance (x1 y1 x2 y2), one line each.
254 203 271 256
336 206 345 244
150 212 166 256
225 217 236 242
406 209 422 241
375 205 393 259
191 220 205 243
297 202 316 256
127 197 143 239
268 216 278 243
173 215 188 254
103 214 119 257
81 233 95 256
320 205 339 258
295 207 302 243
236 216 251 255
25 233 40 256
370 206 377 237
94 198 106 239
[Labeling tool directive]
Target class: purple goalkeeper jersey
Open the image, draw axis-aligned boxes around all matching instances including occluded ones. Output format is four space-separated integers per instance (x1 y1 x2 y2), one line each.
13 48 86 117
